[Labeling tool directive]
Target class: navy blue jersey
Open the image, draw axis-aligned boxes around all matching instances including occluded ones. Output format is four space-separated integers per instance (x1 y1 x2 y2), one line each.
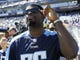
6 29 63 60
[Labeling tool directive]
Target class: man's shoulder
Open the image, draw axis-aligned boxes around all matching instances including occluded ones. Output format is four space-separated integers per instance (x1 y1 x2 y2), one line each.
10 31 29 44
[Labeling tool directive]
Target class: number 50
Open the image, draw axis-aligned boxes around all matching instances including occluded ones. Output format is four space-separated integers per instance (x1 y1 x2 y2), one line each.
20 51 47 60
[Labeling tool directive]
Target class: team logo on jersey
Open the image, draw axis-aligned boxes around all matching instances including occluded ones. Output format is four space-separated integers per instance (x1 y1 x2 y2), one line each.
30 38 38 49
32 38 37 43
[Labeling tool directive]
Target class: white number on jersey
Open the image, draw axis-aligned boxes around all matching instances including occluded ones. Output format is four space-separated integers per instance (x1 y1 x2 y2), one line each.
20 51 47 60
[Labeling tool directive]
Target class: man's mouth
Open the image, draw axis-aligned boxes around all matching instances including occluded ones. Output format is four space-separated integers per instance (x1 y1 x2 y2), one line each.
28 20 36 27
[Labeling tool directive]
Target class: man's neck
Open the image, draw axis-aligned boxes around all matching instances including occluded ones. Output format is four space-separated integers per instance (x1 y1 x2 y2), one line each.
29 27 44 37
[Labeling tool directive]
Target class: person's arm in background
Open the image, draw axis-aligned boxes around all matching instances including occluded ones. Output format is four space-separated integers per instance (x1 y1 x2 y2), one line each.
43 3 78 59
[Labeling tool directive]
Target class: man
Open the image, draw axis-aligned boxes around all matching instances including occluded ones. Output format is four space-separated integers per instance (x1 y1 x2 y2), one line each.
7 27 17 43
6 4 78 60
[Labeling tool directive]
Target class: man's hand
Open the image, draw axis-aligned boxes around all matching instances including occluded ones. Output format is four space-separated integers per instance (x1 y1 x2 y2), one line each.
43 3 58 22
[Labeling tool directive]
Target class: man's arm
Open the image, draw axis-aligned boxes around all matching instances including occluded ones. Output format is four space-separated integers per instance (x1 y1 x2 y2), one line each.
43 3 78 59
54 21 78 59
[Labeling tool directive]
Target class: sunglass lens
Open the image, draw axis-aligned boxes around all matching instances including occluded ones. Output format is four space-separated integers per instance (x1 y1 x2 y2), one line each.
25 8 39 14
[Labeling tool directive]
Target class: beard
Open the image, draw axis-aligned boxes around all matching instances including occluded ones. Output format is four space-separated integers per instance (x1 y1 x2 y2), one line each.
29 20 36 26
28 20 39 28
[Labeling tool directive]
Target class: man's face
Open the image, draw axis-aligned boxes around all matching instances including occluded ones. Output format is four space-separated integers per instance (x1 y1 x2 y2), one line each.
9 29 16 36
0 37 8 49
26 6 44 28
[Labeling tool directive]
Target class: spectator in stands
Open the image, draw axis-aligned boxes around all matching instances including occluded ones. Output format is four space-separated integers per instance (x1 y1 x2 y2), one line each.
4 31 9 39
7 27 17 43
0 37 8 60
6 3 78 60
15 22 27 33
0 37 8 50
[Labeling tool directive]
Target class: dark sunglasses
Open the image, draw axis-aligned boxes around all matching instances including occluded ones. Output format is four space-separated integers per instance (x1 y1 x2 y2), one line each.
25 8 40 14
